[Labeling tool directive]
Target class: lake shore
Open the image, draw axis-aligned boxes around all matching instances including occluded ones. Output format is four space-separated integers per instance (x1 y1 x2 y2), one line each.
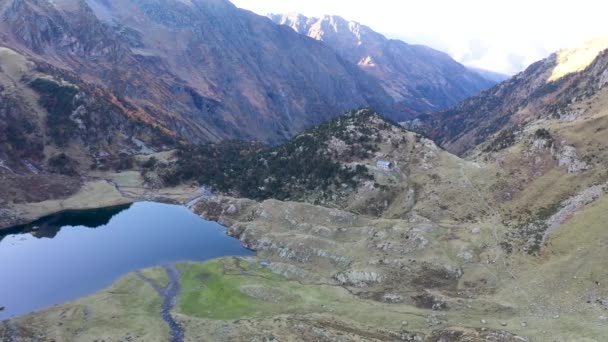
0 171 207 231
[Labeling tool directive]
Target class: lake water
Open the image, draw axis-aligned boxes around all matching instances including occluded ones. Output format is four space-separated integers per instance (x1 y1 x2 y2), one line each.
0 201 253 320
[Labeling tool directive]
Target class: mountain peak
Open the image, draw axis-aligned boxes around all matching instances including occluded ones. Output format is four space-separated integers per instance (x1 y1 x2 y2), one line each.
268 12 377 44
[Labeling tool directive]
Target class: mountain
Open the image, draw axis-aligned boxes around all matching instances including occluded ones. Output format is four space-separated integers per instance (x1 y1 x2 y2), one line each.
6 2 608 340
410 36 608 258
167 41 608 340
0 0 496 226
416 37 608 155
268 13 496 114
5 75 608 340
13 98 608 340
0 0 399 144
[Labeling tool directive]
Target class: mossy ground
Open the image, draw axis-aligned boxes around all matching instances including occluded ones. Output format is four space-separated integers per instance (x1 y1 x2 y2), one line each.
178 258 344 320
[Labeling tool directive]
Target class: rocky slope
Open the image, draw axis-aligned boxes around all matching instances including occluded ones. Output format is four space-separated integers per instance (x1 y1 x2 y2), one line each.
188 90 608 340
0 0 401 144
4 102 608 340
0 46 176 227
269 13 495 115
408 38 608 255
416 37 608 155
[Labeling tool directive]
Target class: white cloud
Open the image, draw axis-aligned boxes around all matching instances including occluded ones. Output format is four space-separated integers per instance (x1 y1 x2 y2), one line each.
231 0 608 74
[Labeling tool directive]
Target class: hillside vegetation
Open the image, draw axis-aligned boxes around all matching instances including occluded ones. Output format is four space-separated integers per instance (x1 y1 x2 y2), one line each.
153 109 391 201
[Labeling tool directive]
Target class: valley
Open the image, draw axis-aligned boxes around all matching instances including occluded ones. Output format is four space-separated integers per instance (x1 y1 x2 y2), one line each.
2 102 607 340
0 0 607 341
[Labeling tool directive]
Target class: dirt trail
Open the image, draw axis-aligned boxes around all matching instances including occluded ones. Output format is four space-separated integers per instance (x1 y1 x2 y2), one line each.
136 265 184 342
105 179 137 199
186 186 212 209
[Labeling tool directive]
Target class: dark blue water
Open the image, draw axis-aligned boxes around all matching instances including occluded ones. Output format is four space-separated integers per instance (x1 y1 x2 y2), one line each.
0 201 252 320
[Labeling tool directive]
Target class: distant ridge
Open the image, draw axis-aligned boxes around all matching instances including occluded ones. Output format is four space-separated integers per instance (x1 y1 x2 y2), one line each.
269 12 496 114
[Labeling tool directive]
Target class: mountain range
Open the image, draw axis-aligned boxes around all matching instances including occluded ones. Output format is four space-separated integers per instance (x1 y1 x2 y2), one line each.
0 0 495 146
415 36 608 155
269 13 495 115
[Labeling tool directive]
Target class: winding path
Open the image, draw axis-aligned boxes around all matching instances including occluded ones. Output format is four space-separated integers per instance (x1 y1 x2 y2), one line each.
186 186 212 209
136 264 184 342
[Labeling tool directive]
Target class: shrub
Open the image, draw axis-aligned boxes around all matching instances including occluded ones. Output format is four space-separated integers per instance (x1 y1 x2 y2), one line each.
48 153 79 176
30 78 79 146
142 156 158 169
534 128 552 140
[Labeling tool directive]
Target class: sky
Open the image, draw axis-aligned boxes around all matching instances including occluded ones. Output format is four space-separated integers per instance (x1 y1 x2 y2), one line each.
231 0 608 75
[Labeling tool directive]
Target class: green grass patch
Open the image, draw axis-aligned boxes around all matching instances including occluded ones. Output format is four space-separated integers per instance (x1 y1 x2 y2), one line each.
176 258 350 320
177 258 296 320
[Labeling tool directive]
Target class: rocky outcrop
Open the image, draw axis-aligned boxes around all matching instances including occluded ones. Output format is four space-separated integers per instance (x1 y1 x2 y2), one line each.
334 270 383 287
552 145 590 174
531 136 591 174
542 182 608 243
504 180 608 255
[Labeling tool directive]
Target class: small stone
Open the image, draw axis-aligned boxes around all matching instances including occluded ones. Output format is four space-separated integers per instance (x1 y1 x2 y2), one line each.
500 322 507 326
553 314 560 319
521 321 528 327
471 227 481 234
599 316 607 322
401 321 408 326
480 319 487 324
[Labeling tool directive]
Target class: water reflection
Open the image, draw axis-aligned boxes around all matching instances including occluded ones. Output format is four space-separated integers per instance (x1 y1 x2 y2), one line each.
0 204 132 241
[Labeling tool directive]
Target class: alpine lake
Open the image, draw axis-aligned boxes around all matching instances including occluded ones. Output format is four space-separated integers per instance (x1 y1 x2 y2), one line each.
0 201 253 320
